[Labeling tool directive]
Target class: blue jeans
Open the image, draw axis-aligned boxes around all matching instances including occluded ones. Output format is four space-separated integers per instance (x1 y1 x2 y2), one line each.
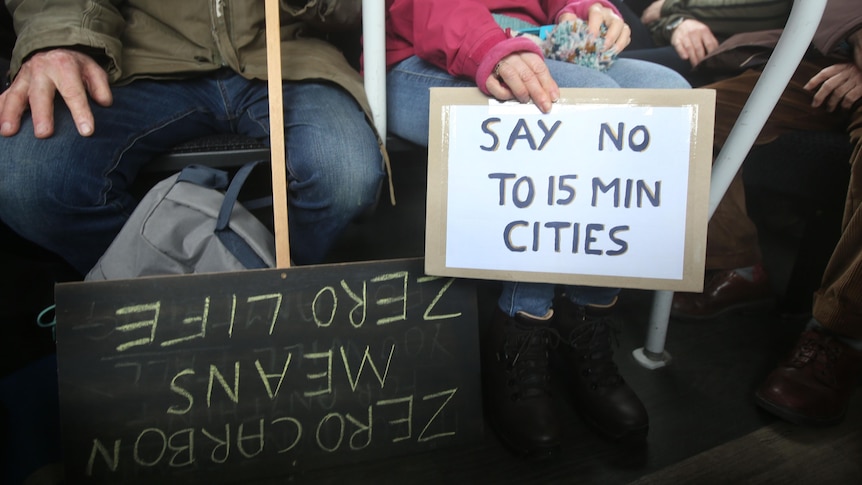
387 56 690 316
499 283 621 317
387 55 691 146
0 70 385 274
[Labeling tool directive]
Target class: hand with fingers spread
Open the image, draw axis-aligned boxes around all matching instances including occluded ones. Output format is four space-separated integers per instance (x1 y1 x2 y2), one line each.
669 19 719 68
804 62 862 112
0 48 112 139
561 3 631 54
484 2 633 115
485 51 560 114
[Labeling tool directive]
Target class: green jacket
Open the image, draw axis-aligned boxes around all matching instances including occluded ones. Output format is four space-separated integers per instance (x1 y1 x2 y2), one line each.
700 0 862 73
649 0 793 45
5 0 368 115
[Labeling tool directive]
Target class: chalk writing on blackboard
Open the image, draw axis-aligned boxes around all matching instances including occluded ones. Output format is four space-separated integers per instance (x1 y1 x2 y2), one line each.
55 258 482 484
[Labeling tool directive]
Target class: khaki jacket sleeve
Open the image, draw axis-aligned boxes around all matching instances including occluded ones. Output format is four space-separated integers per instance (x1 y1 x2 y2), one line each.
281 0 362 32
649 0 792 46
6 0 125 79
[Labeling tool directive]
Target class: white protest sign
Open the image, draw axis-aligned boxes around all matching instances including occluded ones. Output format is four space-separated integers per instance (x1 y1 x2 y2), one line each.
425 88 715 292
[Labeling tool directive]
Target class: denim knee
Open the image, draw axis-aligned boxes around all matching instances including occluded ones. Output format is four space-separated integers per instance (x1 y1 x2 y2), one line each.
285 134 385 264
0 141 80 239
327 163 385 224
0 133 136 273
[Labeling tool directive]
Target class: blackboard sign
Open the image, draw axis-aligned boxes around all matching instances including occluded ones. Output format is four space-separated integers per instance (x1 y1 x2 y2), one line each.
54 258 482 484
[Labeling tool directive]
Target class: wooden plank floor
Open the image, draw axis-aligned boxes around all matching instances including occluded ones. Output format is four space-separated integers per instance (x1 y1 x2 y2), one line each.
266 287 862 485
631 392 862 484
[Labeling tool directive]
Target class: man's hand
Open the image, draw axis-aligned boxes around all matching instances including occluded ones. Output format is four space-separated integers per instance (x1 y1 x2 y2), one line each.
0 48 112 139
485 51 559 114
804 63 862 112
640 0 664 25
670 19 719 67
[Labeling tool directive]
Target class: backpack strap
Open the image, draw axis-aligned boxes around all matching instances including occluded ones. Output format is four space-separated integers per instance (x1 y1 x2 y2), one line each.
175 164 231 190
215 160 264 232
214 160 271 269
172 161 272 269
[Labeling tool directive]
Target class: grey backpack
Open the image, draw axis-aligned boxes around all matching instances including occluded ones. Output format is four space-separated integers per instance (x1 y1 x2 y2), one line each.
86 161 276 281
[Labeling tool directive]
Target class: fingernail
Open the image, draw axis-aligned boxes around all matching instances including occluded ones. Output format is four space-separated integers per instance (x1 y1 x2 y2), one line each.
35 122 49 137
1 122 10 133
79 123 92 136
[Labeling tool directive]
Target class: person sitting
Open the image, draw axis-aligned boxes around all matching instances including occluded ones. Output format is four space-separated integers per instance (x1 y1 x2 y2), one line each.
675 0 862 425
0 1 388 277
383 0 691 456
612 0 793 86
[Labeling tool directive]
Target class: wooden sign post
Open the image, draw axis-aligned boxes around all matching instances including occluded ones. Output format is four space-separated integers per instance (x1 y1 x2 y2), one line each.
264 0 291 268
54 258 482 484
425 88 715 292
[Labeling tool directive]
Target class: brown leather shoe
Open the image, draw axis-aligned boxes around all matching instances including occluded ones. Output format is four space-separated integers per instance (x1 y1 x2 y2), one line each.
755 329 862 426
671 264 772 320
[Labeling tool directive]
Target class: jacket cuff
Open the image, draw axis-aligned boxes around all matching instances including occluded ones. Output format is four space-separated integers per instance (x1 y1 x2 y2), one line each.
475 37 543 96
556 0 619 22
281 0 362 31
11 30 121 81
650 14 689 45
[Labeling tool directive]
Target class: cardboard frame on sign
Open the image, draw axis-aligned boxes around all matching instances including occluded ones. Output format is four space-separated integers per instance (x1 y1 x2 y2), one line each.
426 87 715 292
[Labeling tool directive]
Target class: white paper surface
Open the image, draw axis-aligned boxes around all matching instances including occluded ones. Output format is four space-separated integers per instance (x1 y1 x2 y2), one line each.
444 103 694 280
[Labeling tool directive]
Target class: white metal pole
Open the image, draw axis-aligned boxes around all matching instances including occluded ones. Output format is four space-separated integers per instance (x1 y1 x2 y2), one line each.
633 0 829 369
362 0 387 145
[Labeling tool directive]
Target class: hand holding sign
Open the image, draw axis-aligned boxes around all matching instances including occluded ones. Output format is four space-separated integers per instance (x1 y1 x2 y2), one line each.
485 51 559 114
425 87 715 292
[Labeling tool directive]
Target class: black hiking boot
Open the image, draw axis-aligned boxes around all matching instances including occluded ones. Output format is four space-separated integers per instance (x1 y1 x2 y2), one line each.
552 297 648 441
482 307 561 457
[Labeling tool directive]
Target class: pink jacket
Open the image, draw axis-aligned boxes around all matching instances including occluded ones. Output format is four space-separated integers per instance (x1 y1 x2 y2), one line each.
385 0 619 95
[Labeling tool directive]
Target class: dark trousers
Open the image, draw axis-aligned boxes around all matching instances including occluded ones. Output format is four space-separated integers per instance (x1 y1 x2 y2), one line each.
706 58 862 338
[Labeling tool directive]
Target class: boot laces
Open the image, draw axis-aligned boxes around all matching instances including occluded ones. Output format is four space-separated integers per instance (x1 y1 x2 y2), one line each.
501 325 560 400
790 334 842 386
567 318 623 388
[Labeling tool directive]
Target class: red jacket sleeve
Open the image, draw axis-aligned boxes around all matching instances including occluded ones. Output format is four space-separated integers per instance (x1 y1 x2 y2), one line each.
388 0 513 81
386 0 621 94
551 0 619 22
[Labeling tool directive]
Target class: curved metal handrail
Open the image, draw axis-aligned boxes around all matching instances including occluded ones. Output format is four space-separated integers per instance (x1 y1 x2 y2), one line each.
633 0 830 369
363 0 388 145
